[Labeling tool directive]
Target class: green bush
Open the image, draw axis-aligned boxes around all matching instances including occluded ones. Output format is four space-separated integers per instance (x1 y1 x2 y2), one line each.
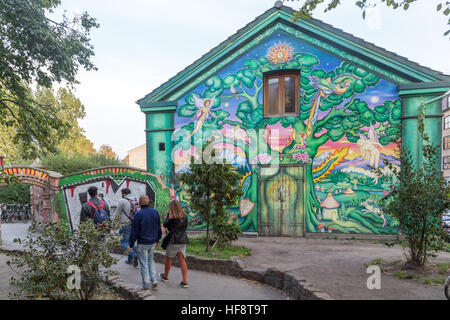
212 218 242 248
0 182 30 204
42 152 123 176
7 219 122 300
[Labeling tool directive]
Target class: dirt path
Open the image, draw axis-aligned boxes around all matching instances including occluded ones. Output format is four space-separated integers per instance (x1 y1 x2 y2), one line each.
236 237 450 300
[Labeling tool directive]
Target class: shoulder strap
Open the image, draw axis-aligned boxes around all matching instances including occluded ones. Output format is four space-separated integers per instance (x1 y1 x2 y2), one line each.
87 201 98 210
99 200 104 210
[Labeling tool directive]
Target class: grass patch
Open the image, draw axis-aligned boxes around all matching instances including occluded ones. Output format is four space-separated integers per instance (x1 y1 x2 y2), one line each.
157 236 251 260
435 261 450 275
394 271 418 280
423 277 446 285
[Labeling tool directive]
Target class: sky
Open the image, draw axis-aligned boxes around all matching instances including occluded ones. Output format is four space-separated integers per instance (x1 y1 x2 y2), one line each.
54 0 450 159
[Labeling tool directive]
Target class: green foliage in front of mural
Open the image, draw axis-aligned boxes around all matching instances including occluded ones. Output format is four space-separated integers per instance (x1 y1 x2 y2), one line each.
0 183 30 204
178 143 243 252
7 220 121 300
377 104 450 266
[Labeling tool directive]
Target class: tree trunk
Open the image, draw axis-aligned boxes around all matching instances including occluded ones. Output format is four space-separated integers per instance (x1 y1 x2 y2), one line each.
205 219 210 252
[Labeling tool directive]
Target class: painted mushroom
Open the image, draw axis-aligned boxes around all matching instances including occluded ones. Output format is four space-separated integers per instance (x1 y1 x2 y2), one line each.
317 224 325 232
327 226 334 233
320 192 340 222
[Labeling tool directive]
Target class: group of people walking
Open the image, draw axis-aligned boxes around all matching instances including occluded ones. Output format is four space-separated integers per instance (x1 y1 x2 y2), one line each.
80 186 189 290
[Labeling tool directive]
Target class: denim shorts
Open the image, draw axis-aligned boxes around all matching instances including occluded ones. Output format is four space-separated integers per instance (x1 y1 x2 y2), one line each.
165 244 186 258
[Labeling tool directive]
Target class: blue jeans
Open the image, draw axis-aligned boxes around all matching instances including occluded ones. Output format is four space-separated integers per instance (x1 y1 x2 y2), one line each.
136 243 157 288
119 224 135 262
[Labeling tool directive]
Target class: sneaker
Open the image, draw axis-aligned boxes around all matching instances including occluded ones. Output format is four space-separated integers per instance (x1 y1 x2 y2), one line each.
132 255 138 267
159 273 168 283
125 260 132 265
179 282 189 288
152 281 158 289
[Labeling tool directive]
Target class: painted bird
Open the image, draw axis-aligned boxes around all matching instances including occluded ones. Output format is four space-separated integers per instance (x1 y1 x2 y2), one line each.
305 74 359 138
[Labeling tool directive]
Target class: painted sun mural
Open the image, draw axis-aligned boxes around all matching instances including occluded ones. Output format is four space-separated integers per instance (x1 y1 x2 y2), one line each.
173 31 401 235
266 41 294 64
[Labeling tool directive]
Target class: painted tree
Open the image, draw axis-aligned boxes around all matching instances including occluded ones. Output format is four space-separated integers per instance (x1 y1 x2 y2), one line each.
176 52 401 234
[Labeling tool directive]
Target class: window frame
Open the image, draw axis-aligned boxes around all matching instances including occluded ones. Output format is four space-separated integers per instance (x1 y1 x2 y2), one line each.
444 136 450 150
444 156 450 170
263 70 300 118
445 116 450 130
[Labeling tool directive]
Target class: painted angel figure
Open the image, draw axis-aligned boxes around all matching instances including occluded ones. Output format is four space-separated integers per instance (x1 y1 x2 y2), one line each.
187 95 218 139
357 125 382 169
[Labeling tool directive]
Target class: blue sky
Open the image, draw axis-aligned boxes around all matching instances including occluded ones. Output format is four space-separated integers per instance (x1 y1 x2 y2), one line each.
55 0 450 159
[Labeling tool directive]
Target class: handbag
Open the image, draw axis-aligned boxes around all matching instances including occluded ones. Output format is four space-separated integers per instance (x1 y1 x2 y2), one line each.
161 232 172 250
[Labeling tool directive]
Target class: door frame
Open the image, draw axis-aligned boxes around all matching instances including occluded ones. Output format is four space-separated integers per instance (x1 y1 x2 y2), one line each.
257 163 306 237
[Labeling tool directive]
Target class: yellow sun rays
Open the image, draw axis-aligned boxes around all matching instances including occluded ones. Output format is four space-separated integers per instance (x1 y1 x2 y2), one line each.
266 42 294 65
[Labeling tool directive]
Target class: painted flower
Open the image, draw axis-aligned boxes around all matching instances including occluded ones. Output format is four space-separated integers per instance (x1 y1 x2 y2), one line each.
292 152 310 163
256 153 271 164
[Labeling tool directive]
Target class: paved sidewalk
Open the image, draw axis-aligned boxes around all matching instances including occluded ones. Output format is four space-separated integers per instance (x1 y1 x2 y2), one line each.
0 223 287 300
0 222 31 250
111 254 287 300
0 252 17 299
236 237 450 300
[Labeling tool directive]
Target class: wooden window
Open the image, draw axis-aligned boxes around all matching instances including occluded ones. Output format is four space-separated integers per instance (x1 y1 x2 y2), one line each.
264 71 300 117
444 156 450 170
444 136 450 150
445 116 450 130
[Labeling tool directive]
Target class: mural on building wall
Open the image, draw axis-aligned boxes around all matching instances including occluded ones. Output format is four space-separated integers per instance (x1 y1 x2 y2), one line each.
173 31 401 235
56 168 173 230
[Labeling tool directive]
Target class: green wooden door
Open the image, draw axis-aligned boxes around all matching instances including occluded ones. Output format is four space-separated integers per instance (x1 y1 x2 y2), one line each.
259 165 305 237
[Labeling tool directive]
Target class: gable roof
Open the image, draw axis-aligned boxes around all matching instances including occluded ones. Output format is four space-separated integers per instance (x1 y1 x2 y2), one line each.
138 5 450 107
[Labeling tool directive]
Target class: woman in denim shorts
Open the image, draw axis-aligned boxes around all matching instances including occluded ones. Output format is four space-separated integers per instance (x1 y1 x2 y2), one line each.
159 199 189 288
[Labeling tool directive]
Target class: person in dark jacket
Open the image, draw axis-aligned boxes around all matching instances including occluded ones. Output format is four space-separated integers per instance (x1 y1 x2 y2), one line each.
79 186 111 223
159 199 189 288
129 195 162 289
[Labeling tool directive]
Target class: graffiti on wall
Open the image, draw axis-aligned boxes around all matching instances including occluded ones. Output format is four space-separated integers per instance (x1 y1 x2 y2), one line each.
173 31 401 235
55 167 173 230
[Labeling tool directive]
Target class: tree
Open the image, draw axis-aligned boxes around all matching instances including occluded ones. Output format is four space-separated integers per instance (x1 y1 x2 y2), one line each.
97 145 118 160
0 0 99 153
177 53 401 234
41 152 122 176
377 104 450 267
285 0 450 37
178 143 243 252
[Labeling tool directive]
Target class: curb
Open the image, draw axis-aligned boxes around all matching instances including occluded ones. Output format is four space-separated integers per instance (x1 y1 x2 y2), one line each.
152 251 332 300
1 245 332 300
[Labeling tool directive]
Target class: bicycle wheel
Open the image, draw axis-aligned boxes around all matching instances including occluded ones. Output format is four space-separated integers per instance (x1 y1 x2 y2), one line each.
445 284 450 300
21 211 28 223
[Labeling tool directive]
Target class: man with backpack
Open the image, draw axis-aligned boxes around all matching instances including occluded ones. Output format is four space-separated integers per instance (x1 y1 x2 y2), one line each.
80 186 111 225
114 188 140 266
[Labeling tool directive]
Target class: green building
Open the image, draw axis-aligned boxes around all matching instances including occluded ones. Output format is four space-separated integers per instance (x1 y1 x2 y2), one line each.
137 4 450 237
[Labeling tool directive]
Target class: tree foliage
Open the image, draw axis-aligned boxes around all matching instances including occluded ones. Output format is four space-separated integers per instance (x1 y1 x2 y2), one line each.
287 0 450 37
378 103 450 266
7 220 121 300
178 143 243 251
0 0 99 152
41 152 122 176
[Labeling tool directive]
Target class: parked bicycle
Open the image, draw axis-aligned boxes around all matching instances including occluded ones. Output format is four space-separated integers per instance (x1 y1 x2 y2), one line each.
0 203 32 223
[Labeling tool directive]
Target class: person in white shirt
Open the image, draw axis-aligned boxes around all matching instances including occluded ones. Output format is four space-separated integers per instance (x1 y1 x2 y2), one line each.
115 188 138 266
